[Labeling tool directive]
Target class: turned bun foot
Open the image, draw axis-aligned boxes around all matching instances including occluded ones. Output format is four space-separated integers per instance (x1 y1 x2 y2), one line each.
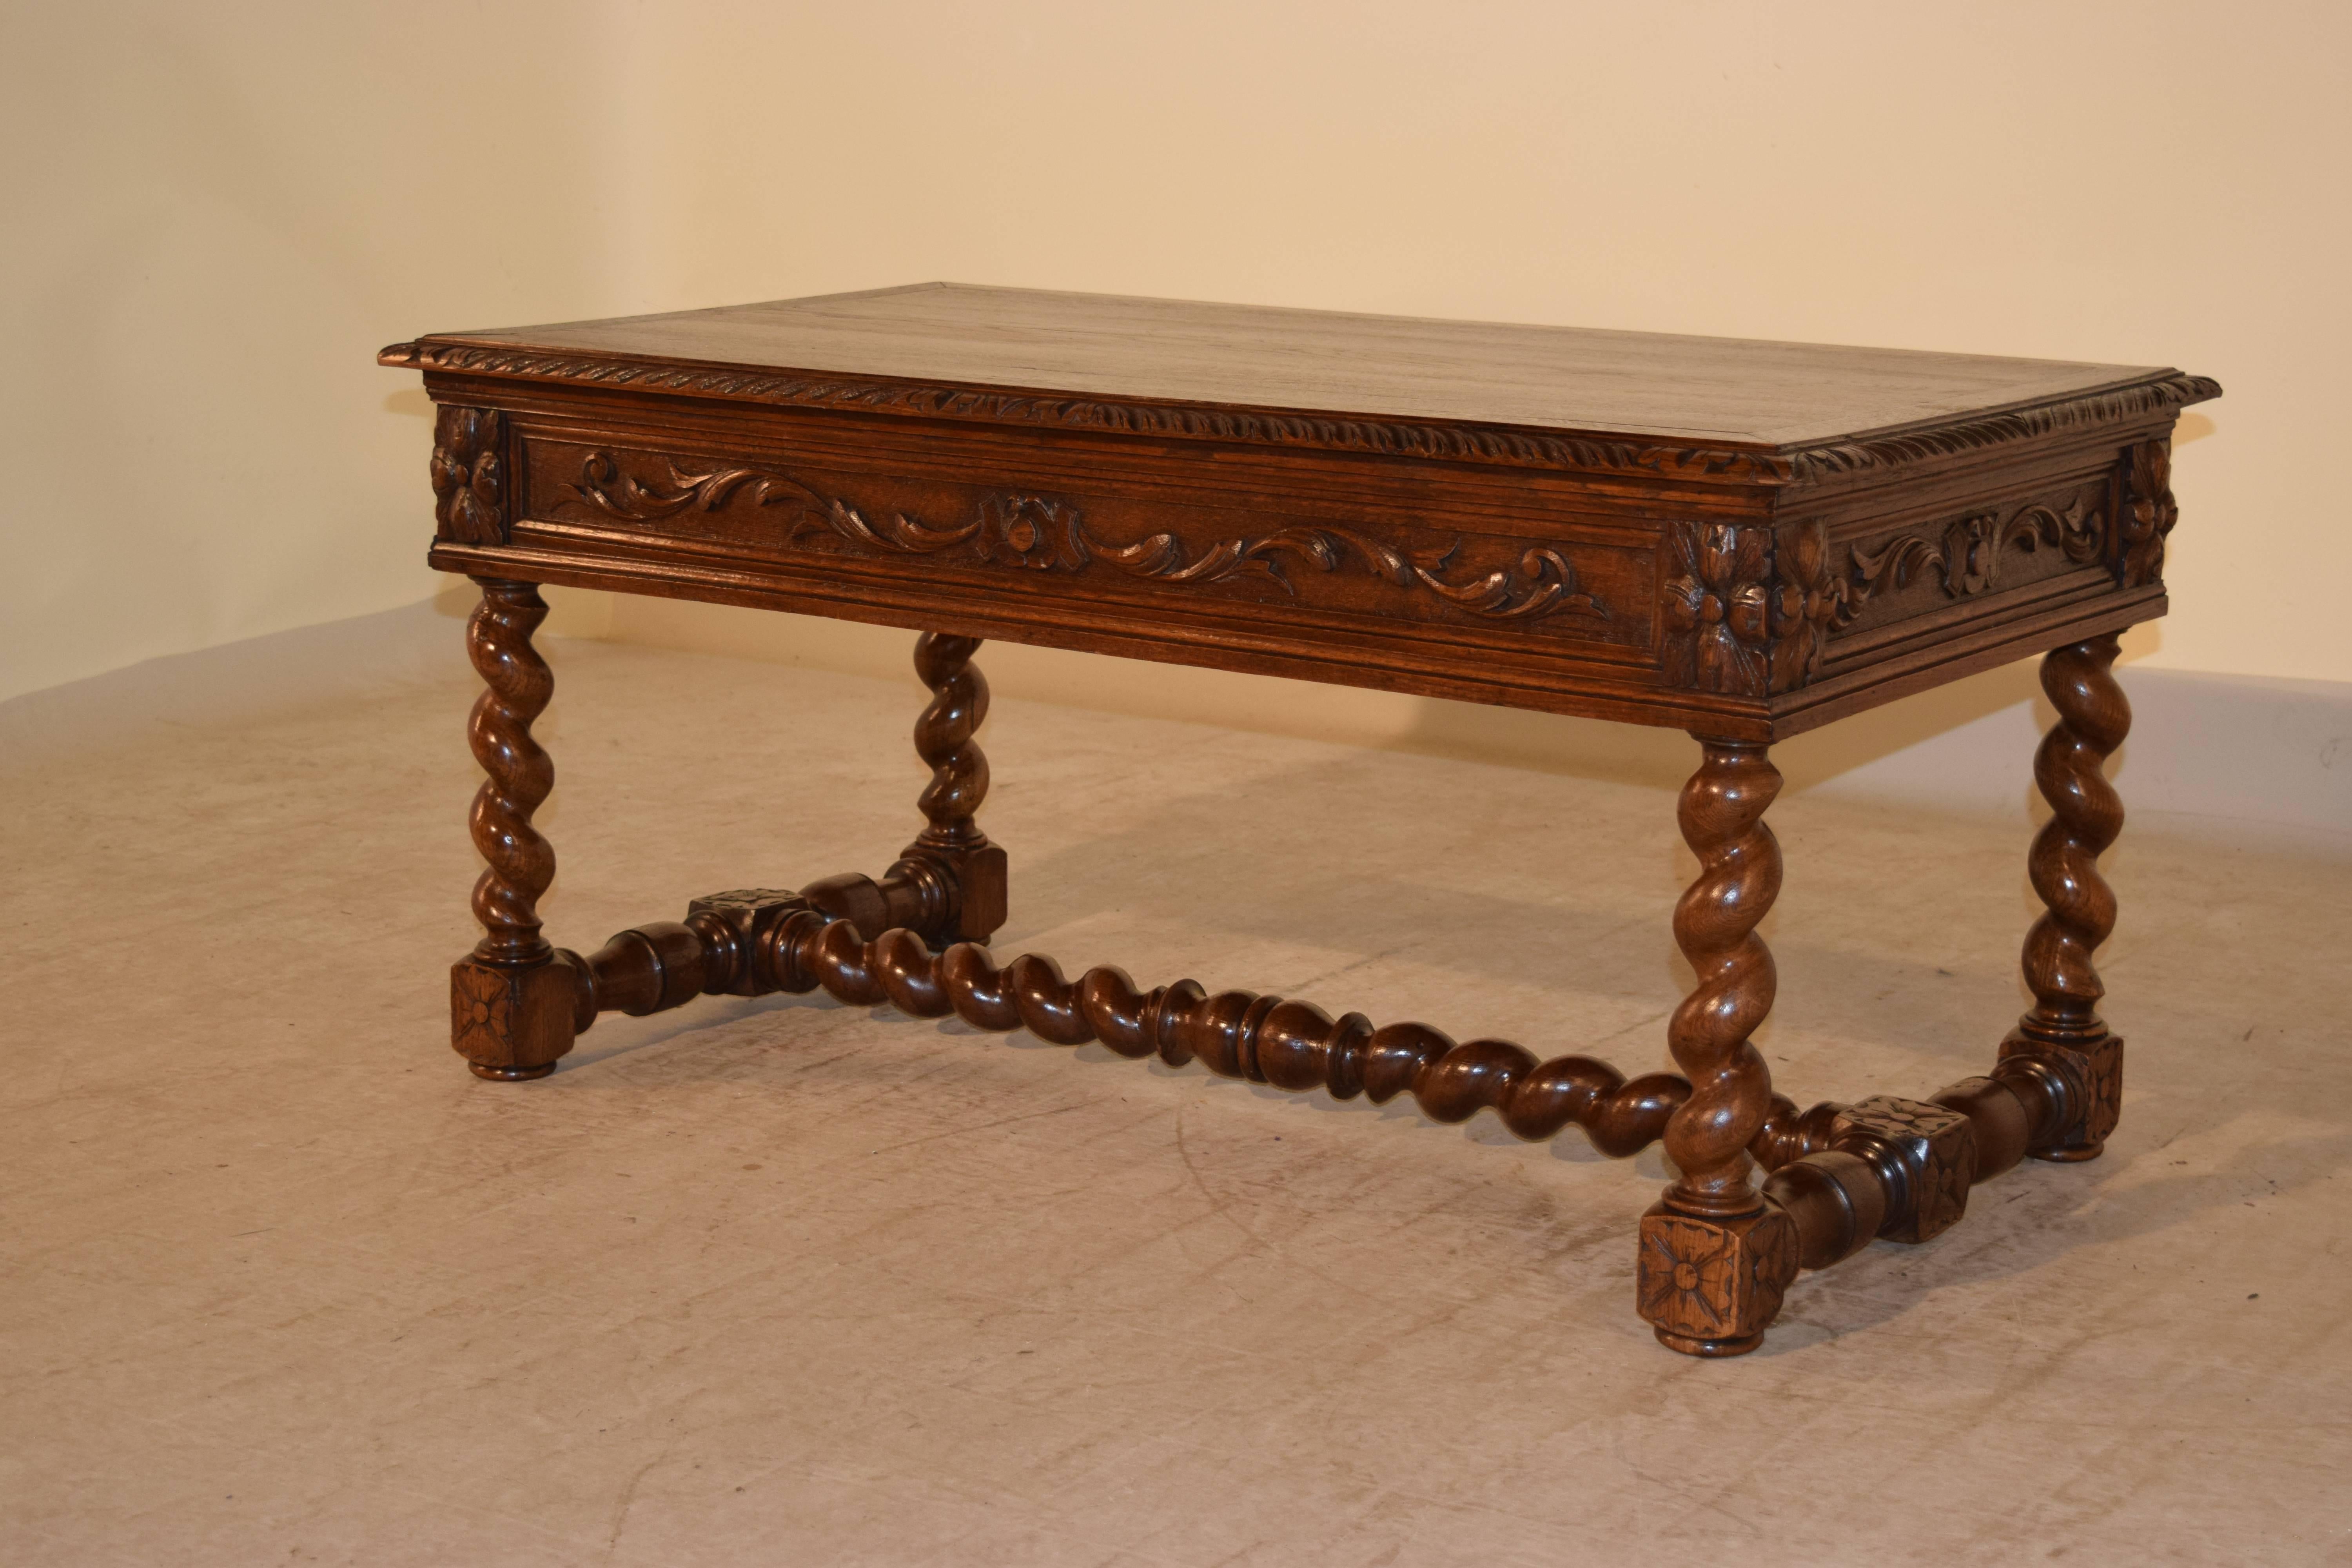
1653 1328 1767 1359
470 1060 557 1082
2033 1140 2105 1163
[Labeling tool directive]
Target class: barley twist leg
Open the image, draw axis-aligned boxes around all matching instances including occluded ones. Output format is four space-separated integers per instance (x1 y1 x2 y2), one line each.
1998 634 2131 1159
1637 738 1798 1357
449 579 577 1081
465 581 556 964
887 632 1008 946
911 632 989 849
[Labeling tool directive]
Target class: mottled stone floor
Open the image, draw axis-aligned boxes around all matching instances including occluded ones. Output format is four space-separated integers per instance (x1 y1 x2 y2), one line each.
4 637 2344 1565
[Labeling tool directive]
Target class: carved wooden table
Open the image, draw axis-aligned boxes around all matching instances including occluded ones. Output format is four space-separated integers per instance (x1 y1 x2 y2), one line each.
380 285 2218 1356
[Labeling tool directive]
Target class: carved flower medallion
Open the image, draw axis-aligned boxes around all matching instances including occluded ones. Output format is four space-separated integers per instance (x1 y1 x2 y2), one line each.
1662 522 1772 694
975 495 1086 570
451 964 512 1057
1641 1218 1740 1334
2118 440 2177 587
1637 1208 1799 1341
430 407 505 543
1766 521 1841 689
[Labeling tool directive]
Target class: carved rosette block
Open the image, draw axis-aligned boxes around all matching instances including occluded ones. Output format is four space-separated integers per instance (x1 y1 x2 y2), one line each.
2117 439 2177 588
685 888 813 996
451 955 578 1080
1660 521 1843 694
1767 521 1840 690
1661 523 1772 695
1637 1202 1800 1357
431 407 506 544
1829 1096 1978 1243
1998 1031 2123 1163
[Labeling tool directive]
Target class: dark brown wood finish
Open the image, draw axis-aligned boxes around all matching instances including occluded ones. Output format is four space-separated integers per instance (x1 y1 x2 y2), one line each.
1635 737 1787 1356
386 283 2214 743
1998 633 2132 1160
387 287 2215 1355
448 579 577 1081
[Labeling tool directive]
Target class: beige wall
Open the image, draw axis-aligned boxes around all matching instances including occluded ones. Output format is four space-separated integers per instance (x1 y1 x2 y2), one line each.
7 1 2345 710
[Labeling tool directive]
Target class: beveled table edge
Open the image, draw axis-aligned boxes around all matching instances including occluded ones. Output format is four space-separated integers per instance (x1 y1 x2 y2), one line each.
381 338 2218 488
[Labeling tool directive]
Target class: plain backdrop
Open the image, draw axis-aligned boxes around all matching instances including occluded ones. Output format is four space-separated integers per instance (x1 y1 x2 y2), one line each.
3 0 2341 710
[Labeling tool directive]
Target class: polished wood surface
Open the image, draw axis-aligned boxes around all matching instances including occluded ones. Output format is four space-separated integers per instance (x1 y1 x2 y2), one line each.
1999 633 2131 1160
448 579 570 1082
1639 738 1785 1354
405 281 2180 448
387 285 2216 743
383 289 2215 1356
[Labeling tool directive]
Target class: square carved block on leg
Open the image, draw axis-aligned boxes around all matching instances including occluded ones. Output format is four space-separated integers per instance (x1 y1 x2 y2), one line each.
1637 1202 1800 1357
901 842 1009 946
1999 1030 2124 1161
451 956 579 1080
1830 1096 1978 1243
686 888 812 995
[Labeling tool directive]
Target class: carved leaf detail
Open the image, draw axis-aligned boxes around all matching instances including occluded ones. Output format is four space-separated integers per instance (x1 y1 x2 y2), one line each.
1829 489 2111 632
1414 546 1599 621
2118 439 2176 588
431 407 505 543
566 450 820 521
1661 521 1773 695
563 450 1608 625
1660 504 2107 695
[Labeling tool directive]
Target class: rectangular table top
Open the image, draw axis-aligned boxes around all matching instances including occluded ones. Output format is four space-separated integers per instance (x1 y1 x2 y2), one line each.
417 281 2177 454
387 286 2214 742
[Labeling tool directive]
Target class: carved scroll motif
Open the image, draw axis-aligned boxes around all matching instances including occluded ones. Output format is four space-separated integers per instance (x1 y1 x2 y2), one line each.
1836 495 2105 624
565 450 1607 624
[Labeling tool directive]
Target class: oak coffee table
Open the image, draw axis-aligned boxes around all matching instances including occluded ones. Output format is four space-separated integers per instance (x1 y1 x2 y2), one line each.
380 285 2218 1355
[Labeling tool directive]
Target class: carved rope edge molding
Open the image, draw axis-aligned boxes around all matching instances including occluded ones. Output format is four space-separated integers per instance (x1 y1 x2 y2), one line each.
381 341 2219 483
563 450 1608 625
